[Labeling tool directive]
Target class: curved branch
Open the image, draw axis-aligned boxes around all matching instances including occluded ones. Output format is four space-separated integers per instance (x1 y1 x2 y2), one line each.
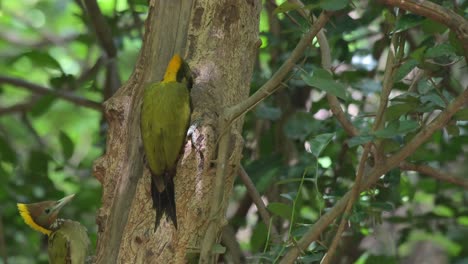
0 97 39 116
82 0 122 98
321 144 371 264
0 76 102 111
82 0 117 58
238 166 281 243
400 161 468 189
289 0 359 137
379 0 468 59
280 88 467 263
225 11 333 123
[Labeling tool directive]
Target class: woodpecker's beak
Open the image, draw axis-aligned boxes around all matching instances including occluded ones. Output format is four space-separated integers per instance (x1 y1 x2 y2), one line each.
52 194 75 213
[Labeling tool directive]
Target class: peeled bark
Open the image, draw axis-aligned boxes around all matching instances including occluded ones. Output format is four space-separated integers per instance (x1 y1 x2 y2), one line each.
93 1 261 263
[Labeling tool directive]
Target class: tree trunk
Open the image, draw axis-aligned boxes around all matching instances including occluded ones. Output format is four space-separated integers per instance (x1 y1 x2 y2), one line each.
93 1 261 263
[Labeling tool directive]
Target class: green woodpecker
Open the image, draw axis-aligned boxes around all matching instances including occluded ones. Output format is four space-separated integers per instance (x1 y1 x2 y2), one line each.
140 54 192 230
17 194 90 264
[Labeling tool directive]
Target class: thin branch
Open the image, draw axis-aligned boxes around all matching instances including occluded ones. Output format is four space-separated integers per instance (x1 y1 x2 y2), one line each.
225 11 333 124
0 97 40 116
199 124 230 263
82 0 122 98
82 0 117 58
238 165 281 243
0 75 102 111
316 18 359 137
280 88 467 263
290 0 359 137
378 0 468 60
20 113 46 148
221 225 244 264
321 144 371 264
400 161 468 189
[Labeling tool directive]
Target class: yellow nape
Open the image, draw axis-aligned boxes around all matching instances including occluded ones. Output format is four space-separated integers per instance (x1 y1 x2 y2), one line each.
17 203 51 236
162 54 182 83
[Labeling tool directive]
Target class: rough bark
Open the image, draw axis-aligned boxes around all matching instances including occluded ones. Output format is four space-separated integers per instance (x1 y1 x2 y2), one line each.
93 1 261 263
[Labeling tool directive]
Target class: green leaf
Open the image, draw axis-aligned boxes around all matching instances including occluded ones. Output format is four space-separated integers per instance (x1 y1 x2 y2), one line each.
370 202 394 211
273 2 301 14
348 135 374 148
420 93 446 108
374 123 399 138
385 103 416 122
394 14 424 33
457 216 468 226
14 51 63 72
425 43 457 59
433 205 453 217
59 131 75 160
319 0 348 11
50 74 76 90
211 244 226 254
0 135 17 164
250 222 267 252
374 120 419 138
421 19 447 34
396 120 420 134
453 108 468 121
30 95 57 117
391 92 420 104
410 46 427 62
27 150 50 177
300 253 325 263
449 30 464 56
267 202 293 219
305 133 335 158
394 59 418 82
302 69 348 100
255 104 282 121
284 112 319 140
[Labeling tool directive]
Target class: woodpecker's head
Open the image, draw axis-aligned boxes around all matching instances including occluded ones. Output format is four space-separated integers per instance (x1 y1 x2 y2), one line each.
162 54 192 86
17 194 75 236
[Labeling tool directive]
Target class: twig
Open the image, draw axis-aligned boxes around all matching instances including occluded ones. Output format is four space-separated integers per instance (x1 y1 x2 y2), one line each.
199 122 230 264
82 0 117 58
20 113 46 148
279 88 467 263
0 75 102 111
400 161 468 189
221 225 244 264
0 97 40 116
238 166 281 243
291 0 359 137
82 0 122 98
225 11 332 124
378 0 468 60
321 144 371 264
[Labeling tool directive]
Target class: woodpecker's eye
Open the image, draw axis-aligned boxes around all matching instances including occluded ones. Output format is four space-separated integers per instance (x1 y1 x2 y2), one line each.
45 208 50 214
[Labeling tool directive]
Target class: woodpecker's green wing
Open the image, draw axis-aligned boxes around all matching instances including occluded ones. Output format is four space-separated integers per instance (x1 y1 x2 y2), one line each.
140 81 190 229
141 81 190 175
48 220 90 264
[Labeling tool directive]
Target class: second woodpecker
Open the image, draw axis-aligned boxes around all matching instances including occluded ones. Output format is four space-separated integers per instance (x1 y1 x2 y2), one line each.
140 54 192 230
17 194 90 264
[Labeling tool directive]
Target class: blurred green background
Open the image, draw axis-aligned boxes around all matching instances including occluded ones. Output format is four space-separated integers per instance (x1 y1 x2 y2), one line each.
1 0 467 263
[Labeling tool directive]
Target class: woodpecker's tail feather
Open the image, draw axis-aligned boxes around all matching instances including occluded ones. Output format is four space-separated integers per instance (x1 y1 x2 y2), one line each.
150 174 177 231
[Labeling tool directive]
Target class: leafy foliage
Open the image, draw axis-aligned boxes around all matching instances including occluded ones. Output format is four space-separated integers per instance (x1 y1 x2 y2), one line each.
0 0 467 263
